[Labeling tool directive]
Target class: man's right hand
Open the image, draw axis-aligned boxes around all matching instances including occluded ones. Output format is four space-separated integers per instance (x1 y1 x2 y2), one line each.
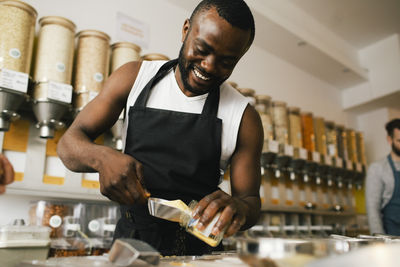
0 154 15 194
98 149 148 205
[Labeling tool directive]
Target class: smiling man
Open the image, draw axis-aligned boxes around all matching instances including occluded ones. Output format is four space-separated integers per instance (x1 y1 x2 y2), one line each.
366 118 400 235
57 0 262 255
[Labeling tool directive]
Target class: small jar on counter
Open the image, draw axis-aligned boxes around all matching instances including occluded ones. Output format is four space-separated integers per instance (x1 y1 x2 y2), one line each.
110 42 141 73
288 107 302 148
272 101 289 145
255 95 273 141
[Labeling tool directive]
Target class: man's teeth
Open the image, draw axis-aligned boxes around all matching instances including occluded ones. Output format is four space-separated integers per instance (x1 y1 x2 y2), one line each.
193 68 210 81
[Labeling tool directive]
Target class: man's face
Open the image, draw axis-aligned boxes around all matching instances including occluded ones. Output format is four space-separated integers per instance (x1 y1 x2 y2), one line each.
388 128 400 157
176 8 251 96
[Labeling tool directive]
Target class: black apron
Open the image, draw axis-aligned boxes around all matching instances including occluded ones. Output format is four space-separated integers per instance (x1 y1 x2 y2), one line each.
114 59 223 255
382 154 400 235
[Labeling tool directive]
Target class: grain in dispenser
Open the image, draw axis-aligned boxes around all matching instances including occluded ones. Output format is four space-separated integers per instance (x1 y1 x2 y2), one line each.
346 128 358 163
288 107 302 148
314 117 327 156
272 101 289 145
73 30 110 112
325 121 337 157
336 125 348 160
301 112 315 152
255 95 273 142
109 42 141 150
31 16 76 138
356 132 367 165
0 0 37 130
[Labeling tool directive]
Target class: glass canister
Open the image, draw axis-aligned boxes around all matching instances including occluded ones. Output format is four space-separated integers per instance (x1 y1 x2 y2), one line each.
325 121 337 157
255 95 273 141
73 30 110 111
237 88 256 106
110 42 141 73
314 117 327 155
141 53 170 61
288 107 302 148
336 125 347 160
346 128 358 163
271 101 289 145
0 0 37 73
356 132 367 165
301 112 315 152
32 16 76 100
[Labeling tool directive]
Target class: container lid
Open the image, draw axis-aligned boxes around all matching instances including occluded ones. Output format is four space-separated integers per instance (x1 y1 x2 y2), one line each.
0 225 51 248
288 106 300 113
0 0 37 18
336 124 345 129
39 16 76 32
141 53 170 61
226 81 238 89
271 100 287 107
255 95 271 103
325 120 335 127
111 42 141 53
76 29 110 42
301 111 313 116
237 88 255 97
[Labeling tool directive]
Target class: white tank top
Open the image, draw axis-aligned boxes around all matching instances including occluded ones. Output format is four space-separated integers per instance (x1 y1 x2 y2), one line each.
122 60 249 170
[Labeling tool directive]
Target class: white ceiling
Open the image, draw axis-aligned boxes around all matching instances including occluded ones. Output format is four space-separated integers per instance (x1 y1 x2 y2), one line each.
289 0 400 49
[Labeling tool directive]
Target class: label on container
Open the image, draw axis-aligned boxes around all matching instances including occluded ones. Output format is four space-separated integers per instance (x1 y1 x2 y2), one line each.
312 151 321 163
299 190 306 201
271 186 279 202
0 68 29 93
286 188 294 201
268 140 279 153
49 215 62 228
9 48 21 59
56 62 66 73
89 91 99 102
299 148 308 160
312 191 317 202
328 144 336 156
356 162 363 172
103 224 116 232
47 81 73 103
335 157 343 168
93 72 104 82
284 144 294 157
323 192 329 204
88 219 100 232
346 160 354 171
324 155 332 166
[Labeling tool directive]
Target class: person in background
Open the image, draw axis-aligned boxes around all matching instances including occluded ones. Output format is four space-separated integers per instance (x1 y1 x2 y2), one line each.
0 154 15 194
366 118 400 235
57 0 263 255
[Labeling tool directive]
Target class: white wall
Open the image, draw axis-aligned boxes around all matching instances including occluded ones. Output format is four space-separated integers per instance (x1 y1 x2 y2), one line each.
0 0 349 225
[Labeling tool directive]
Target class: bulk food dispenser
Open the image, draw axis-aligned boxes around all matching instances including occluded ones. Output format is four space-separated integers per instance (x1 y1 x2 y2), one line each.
31 16 76 138
0 0 36 131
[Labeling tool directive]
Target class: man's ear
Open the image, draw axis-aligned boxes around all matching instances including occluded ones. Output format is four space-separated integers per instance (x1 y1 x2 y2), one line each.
182 19 190 43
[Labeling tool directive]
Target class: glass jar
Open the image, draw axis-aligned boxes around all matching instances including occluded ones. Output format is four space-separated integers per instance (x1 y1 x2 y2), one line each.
301 112 315 152
255 95 273 141
356 132 367 165
272 101 289 145
346 129 358 163
0 0 37 73
336 125 347 160
73 30 110 111
237 88 256 106
32 16 76 100
288 107 302 148
180 200 226 247
110 42 141 73
325 121 337 157
314 117 327 155
141 53 170 61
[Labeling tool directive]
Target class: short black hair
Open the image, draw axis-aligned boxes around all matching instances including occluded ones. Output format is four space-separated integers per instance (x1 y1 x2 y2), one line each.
189 0 255 47
385 118 400 137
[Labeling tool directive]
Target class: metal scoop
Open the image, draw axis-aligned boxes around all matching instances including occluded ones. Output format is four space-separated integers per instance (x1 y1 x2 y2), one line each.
147 197 191 223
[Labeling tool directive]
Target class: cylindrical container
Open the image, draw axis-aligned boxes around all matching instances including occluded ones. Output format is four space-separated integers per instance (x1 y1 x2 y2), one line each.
141 53 169 61
180 200 226 247
73 30 110 110
0 0 37 73
314 117 327 155
271 101 289 145
32 16 76 100
237 88 256 106
288 107 302 148
325 121 337 157
356 132 367 165
255 95 273 141
110 42 141 73
346 128 358 163
301 112 315 152
336 125 347 160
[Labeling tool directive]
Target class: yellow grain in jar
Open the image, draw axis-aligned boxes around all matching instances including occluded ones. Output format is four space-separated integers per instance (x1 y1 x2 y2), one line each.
272 101 289 145
288 107 302 148
325 121 337 157
237 88 256 106
255 95 273 141
301 112 315 152
336 125 347 160
0 0 37 74
356 132 367 165
346 129 358 163
314 117 327 155
141 53 170 61
110 42 141 73
32 16 76 100
73 30 110 110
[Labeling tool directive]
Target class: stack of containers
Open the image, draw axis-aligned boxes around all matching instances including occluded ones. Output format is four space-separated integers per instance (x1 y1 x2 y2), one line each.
73 30 110 112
